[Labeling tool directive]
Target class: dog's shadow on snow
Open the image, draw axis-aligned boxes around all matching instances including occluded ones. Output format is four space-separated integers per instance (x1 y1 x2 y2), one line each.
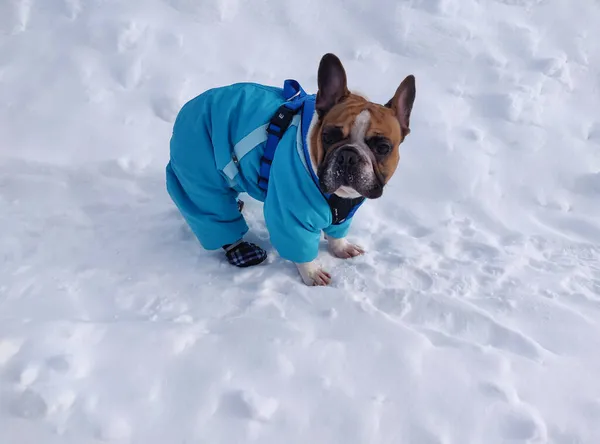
83 164 289 281
3 160 350 290
75 162 306 286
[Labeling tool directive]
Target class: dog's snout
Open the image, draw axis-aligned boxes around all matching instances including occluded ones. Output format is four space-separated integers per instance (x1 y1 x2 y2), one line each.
337 148 359 167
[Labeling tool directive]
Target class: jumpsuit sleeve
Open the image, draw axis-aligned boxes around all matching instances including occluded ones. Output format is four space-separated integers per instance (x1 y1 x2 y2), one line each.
264 201 322 263
263 128 329 264
323 217 353 239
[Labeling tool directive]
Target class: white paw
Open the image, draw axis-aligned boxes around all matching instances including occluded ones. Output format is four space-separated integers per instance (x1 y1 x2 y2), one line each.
327 236 365 259
296 261 332 286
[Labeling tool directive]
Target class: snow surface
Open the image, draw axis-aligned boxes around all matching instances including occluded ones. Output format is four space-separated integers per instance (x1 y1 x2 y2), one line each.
1 0 600 442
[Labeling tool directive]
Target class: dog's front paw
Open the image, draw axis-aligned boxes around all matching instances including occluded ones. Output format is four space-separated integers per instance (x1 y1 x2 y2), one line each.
296 261 332 286
310 268 332 286
327 237 365 259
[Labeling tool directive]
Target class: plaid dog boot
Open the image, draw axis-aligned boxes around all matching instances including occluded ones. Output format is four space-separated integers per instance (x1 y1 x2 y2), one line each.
223 240 267 267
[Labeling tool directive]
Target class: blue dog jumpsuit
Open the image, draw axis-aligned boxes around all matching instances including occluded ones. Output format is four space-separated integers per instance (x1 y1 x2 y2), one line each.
165 82 354 264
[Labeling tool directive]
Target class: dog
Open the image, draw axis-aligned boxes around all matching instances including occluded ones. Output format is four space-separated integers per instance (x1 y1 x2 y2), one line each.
166 53 416 286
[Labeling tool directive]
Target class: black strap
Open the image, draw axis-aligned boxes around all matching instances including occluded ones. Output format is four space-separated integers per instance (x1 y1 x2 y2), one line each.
328 194 365 225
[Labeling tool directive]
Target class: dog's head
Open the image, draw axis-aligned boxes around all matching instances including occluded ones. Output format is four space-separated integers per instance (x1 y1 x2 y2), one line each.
310 53 416 199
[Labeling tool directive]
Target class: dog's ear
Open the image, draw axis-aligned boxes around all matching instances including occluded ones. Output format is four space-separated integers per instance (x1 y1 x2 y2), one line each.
316 53 349 117
385 75 416 134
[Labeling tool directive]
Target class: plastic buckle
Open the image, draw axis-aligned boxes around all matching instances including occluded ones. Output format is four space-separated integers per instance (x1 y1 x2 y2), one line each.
266 105 296 137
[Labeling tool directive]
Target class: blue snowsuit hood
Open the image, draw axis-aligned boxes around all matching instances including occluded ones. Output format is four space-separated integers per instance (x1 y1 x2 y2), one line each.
166 82 356 263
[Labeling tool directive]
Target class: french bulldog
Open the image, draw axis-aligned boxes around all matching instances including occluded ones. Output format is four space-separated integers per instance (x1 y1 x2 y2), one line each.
166 53 416 286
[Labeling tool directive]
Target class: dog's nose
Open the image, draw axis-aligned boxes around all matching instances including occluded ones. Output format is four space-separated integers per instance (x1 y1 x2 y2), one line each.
337 148 359 167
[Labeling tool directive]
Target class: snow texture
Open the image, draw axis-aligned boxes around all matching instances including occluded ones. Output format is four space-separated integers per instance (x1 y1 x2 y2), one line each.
1 0 600 443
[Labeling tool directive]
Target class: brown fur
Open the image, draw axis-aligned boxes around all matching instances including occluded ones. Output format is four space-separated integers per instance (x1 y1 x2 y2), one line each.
310 93 405 183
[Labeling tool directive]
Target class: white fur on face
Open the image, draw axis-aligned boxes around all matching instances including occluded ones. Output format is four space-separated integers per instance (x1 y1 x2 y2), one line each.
351 110 370 141
349 110 374 166
335 186 362 198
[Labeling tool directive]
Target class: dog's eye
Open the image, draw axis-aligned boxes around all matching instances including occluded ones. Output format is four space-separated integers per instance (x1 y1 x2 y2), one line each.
375 142 392 155
368 136 392 156
322 126 344 146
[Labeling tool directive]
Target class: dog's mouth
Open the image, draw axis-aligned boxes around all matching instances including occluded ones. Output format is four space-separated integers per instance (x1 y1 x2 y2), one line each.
318 146 384 199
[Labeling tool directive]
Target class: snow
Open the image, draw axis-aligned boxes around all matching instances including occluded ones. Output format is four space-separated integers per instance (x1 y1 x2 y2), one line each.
1 0 600 442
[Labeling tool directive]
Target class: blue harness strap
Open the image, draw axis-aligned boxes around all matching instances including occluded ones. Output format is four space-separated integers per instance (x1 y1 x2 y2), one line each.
258 80 365 225
258 80 307 191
